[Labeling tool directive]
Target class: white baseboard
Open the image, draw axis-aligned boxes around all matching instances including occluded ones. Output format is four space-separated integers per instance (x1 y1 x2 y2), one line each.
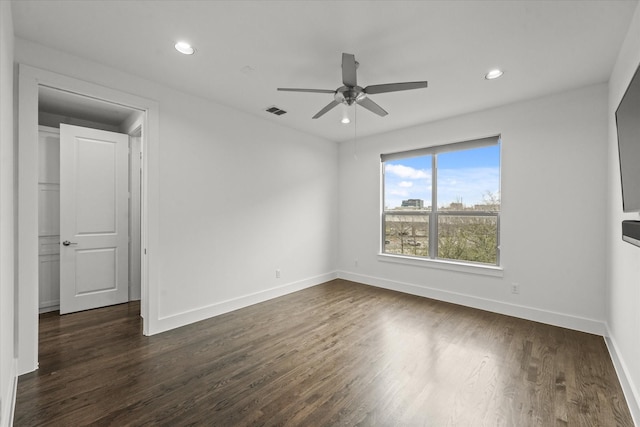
39 299 59 313
1 358 18 427
150 271 338 335
338 271 606 336
604 325 640 426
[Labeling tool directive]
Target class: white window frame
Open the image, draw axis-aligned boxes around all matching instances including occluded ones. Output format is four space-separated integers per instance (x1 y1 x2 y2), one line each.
380 135 502 272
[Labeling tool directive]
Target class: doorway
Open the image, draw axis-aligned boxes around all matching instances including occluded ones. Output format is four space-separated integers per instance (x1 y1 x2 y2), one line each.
37 91 142 314
17 64 159 375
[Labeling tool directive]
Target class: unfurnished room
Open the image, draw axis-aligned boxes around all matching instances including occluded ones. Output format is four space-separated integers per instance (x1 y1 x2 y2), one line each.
1 1 640 425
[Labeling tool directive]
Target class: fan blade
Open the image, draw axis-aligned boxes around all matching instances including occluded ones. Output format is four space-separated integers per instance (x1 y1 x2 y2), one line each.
364 81 428 95
278 88 336 94
357 97 388 117
342 53 357 87
312 100 340 119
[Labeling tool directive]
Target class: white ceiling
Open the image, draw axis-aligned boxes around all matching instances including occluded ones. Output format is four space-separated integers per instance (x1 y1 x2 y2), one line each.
11 0 639 142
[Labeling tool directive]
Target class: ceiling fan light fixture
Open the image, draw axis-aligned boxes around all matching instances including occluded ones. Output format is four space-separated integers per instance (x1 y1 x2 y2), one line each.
174 41 195 55
485 69 504 80
341 104 351 124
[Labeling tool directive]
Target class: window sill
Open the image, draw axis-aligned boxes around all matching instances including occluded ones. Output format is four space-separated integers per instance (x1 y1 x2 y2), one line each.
377 253 504 277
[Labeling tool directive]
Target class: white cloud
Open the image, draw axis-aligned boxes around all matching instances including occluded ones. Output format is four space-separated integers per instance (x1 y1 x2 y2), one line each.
385 164 428 179
398 181 413 188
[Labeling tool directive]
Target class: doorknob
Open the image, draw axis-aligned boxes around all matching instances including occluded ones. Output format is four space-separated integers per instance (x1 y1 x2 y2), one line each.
62 240 78 246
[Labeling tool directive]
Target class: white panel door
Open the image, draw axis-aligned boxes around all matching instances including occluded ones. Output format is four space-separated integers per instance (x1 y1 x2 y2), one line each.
59 124 129 314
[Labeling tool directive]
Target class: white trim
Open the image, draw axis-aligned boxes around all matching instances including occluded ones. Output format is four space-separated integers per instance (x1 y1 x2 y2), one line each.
338 270 606 335
378 253 504 277
1 358 18 427
38 300 59 313
17 64 160 373
18 65 39 374
604 324 640 426
150 272 338 335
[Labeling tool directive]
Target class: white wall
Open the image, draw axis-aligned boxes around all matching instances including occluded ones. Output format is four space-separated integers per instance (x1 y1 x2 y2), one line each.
156 92 338 324
15 38 338 335
606 2 640 423
338 83 609 334
0 1 16 425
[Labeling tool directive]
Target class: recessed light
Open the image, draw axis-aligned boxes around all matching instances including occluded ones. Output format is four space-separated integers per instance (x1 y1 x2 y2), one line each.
175 41 195 55
485 69 504 80
341 117 351 124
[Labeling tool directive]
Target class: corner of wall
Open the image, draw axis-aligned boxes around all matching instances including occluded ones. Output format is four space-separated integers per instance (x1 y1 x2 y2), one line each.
604 324 640 426
149 271 338 335
606 2 640 425
0 358 18 427
0 0 17 426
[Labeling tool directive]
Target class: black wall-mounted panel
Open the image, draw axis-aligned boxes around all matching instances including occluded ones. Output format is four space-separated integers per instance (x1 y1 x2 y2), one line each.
622 220 640 247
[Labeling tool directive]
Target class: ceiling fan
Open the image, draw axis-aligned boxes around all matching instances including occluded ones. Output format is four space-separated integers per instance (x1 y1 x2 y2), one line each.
278 53 428 119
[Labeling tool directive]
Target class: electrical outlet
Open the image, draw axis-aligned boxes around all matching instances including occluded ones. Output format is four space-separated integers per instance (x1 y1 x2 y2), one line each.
511 283 520 294
354 259 358 267
276 269 281 279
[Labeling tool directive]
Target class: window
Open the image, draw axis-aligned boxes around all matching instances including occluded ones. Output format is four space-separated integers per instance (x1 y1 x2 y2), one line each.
381 136 501 266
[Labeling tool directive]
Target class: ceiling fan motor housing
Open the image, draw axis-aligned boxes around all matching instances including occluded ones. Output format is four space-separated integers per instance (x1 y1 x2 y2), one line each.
335 86 367 106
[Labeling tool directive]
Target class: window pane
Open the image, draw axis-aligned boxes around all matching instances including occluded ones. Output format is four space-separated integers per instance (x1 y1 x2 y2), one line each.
438 215 498 264
384 214 429 256
383 155 432 211
437 145 500 211
381 139 500 266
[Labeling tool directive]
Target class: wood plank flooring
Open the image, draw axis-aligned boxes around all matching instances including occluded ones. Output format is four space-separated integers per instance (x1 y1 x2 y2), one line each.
15 279 634 426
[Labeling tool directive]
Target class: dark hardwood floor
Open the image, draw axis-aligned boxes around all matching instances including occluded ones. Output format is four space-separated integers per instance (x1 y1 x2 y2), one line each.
15 279 633 426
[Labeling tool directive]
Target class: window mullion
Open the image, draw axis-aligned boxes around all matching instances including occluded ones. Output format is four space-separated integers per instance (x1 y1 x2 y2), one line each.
430 155 438 259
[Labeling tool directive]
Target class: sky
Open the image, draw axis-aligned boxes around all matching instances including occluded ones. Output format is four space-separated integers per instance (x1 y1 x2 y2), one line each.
384 144 500 209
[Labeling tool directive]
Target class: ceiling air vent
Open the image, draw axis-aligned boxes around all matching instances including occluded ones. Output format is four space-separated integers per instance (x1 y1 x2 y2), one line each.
265 106 287 116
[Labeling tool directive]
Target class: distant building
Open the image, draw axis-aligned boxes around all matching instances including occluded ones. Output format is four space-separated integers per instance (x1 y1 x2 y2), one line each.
401 199 424 208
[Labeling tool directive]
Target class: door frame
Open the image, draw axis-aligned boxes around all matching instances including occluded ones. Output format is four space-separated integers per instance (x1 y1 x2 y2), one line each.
127 124 143 303
17 64 160 374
